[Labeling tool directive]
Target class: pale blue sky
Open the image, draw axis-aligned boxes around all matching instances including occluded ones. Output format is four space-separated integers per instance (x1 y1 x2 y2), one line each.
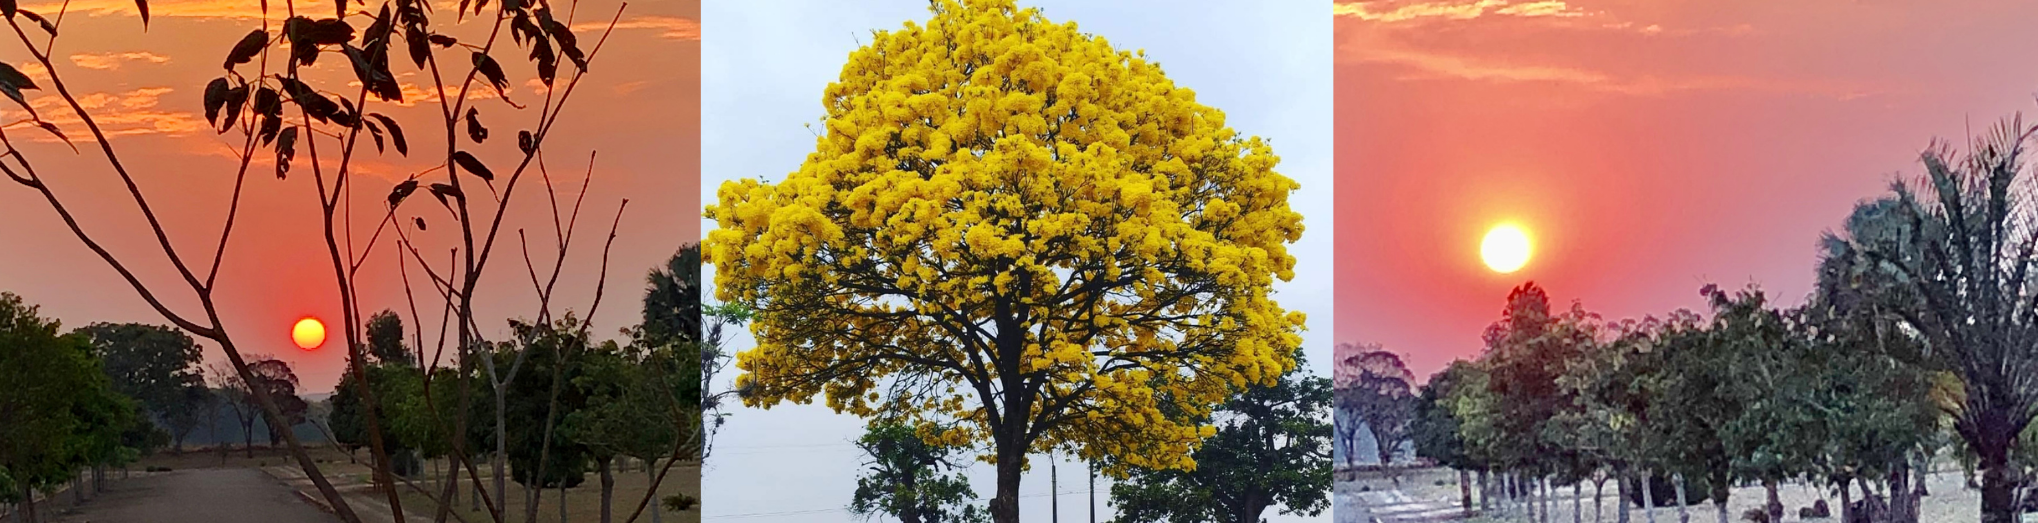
700 2 1332 521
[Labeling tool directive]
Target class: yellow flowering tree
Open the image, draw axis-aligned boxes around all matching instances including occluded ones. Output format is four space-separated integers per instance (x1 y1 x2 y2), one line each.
703 1 1305 521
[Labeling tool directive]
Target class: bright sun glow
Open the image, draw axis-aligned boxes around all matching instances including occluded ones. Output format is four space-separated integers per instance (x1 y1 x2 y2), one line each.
292 317 326 350
1482 223 1533 273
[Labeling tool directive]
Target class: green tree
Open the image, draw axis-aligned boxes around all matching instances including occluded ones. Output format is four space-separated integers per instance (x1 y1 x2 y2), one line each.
848 423 988 523
0 292 137 521
1109 350 1332 523
1412 361 1479 512
77 322 207 451
1335 343 1414 467
502 317 593 521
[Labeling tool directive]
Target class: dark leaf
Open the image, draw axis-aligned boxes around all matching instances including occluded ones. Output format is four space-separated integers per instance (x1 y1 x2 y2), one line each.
275 126 299 179
334 0 345 19
259 115 281 145
536 8 584 69
0 62 39 110
284 17 355 66
135 0 148 27
471 52 507 94
367 112 406 155
35 121 66 143
362 4 393 52
387 179 418 208
224 30 266 70
280 78 338 123
405 24 430 69
530 35 556 86
203 77 229 125
427 182 462 207
464 107 487 143
517 130 533 154
1 0 17 18
452 151 492 181
18 10 53 35
254 87 281 116
332 97 357 127
428 34 456 47
365 118 385 152
413 217 427 230
220 85 250 133
509 9 534 45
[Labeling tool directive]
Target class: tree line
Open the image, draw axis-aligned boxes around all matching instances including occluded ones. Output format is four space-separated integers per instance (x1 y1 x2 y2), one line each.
1340 114 2038 523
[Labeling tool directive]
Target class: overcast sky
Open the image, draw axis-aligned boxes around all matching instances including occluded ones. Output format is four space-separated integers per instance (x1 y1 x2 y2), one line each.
700 1 1333 522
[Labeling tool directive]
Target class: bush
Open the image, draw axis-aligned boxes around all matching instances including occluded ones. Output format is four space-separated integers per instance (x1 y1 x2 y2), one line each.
662 493 698 512
1741 507 1770 522
145 466 172 472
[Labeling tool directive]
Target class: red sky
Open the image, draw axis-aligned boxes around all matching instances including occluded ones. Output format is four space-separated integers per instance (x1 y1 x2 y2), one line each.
0 0 698 392
1334 0 2038 379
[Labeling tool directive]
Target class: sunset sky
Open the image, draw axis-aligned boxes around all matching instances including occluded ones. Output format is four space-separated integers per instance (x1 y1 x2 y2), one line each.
1335 0 2038 379
0 0 699 392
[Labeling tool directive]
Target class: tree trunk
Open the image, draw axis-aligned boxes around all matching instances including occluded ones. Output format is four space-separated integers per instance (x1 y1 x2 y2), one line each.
647 464 663 523
242 417 256 458
1574 480 1584 523
1763 478 1783 523
990 441 1024 523
471 462 482 514
1982 433 2016 523
1051 456 1058 523
599 457 614 523
1480 470 1494 513
1671 474 1688 523
1461 469 1475 512
1616 471 1630 523
1642 471 1657 523
495 389 509 518
558 484 566 523
1595 477 1606 523
21 486 34 523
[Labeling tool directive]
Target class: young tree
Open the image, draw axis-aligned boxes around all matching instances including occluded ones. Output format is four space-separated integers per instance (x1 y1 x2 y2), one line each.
1110 350 1333 523
849 423 989 523
1336 343 1415 466
1818 118 2038 523
1413 361 1480 512
703 2 1306 520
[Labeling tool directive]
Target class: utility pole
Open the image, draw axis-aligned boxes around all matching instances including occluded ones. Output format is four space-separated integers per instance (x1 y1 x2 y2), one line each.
1051 453 1060 523
1089 461 1097 523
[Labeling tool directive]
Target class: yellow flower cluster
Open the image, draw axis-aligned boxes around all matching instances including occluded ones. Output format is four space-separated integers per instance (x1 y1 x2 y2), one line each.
705 0 1306 474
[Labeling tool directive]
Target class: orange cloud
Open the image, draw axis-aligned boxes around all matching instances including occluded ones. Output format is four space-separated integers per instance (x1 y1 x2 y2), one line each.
70 51 172 70
577 15 699 41
1334 0 1587 23
3 87 204 140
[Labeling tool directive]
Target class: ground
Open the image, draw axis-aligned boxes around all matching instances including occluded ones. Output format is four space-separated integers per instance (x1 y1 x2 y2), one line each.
12 445 701 523
1338 465 2008 523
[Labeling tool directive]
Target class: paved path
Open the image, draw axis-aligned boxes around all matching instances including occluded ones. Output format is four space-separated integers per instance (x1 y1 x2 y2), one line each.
50 468 336 523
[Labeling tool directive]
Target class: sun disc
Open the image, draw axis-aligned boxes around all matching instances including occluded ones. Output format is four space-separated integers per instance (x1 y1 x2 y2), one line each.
1481 224 1533 273
292 317 326 350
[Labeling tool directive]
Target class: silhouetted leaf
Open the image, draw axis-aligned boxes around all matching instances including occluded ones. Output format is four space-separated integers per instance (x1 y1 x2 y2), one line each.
452 151 492 181
1 0 17 18
362 4 393 52
365 118 385 152
0 62 39 110
367 112 406 155
509 9 536 45
405 24 430 69
334 0 345 19
35 121 66 143
224 30 266 70
203 77 229 125
279 78 338 122
517 130 533 154
259 115 281 145
428 34 456 47
135 0 147 27
427 182 462 207
530 35 556 85
413 217 427 230
387 179 418 208
275 126 299 179
471 52 507 94
18 10 53 35
332 97 357 127
284 17 354 66
464 107 487 143
536 8 583 69
220 85 250 133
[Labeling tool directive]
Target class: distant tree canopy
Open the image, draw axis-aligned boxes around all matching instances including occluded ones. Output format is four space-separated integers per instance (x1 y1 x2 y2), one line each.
77 322 208 449
1334 342 1414 467
365 310 412 366
849 422 987 523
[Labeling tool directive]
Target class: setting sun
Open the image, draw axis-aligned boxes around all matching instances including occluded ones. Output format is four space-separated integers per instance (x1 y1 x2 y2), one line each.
1481 224 1532 274
292 317 326 350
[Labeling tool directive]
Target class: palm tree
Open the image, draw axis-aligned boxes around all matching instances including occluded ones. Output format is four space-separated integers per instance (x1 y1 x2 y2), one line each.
1819 116 2038 523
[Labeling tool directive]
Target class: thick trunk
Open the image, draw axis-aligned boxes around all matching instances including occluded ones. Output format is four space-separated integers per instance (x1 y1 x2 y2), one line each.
1982 434 2016 523
599 458 614 523
1839 477 1854 523
989 442 1024 523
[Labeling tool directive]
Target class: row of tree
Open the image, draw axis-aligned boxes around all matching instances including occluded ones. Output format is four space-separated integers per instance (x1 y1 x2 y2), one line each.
1387 115 2038 523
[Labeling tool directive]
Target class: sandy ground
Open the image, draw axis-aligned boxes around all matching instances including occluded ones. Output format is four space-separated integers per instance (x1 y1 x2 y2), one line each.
1339 466 2011 523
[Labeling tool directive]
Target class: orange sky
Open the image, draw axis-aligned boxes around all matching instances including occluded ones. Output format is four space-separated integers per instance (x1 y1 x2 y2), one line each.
1335 0 2038 379
0 0 699 392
